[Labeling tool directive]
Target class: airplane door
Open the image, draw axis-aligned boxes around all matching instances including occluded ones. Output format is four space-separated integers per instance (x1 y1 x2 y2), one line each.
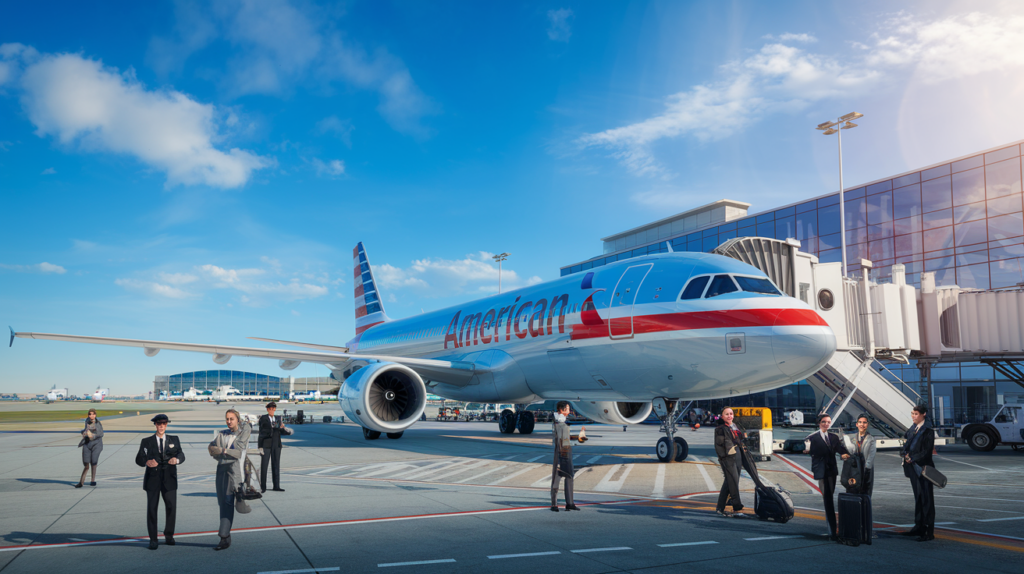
608 264 653 339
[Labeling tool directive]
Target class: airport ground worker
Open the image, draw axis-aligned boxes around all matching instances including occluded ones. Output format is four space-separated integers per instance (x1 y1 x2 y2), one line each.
714 407 745 516
900 404 937 542
75 408 104 488
258 401 290 493
806 414 850 540
551 401 579 512
209 409 251 550
135 414 184 550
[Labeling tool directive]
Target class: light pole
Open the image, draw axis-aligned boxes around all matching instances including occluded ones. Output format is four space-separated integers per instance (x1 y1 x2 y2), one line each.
492 252 510 293
816 111 863 278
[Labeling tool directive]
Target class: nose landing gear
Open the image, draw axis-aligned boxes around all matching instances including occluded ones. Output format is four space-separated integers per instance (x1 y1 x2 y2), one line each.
653 397 688 462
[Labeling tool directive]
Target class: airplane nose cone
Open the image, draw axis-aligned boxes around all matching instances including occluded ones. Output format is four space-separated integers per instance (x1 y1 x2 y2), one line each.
772 308 837 379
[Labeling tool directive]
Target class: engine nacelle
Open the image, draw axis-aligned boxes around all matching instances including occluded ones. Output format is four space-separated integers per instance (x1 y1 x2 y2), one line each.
339 362 427 433
571 401 652 425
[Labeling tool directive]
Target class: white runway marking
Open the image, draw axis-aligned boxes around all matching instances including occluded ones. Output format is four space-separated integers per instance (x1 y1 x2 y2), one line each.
393 461 466 480
355 464 417 478
378 559 455 567
531 473 553 488
571 547 632 553
744 535 803 541
587 456 602 464
652 464 666 498
935 505 1022 514
527 455 546 463
499 454 519 460
488 551 561 559
310 466 349 476
432 461 488 482
977 516 1024 522
696 461 716 492
458 465 509 484
933 456 998 472
256 564 339 568
594 464 634 493
658 541 718 547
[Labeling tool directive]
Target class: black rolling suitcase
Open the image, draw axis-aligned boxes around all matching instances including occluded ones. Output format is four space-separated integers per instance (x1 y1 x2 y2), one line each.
837 492 872 546
744 450 795 523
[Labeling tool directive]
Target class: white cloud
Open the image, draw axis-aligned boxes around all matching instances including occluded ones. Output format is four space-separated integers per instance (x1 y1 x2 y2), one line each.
291 309 301 316
373 252 540 298
763 33 818 43
311 157 345 177
547 8 574 42
157 272 198 285
578 11 1024 178
115 278 194 299
40 167 55 175
0 262 66 274
8 49 272 188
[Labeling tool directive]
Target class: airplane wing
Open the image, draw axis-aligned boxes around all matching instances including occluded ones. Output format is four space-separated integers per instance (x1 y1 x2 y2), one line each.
10 329 476 385
247 336 350 353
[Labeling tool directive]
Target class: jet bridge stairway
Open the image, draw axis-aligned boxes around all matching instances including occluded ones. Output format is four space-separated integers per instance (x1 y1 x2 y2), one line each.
806 351 918 436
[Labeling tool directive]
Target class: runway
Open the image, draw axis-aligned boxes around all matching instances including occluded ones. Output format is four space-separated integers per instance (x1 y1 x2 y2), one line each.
0 402 1021 573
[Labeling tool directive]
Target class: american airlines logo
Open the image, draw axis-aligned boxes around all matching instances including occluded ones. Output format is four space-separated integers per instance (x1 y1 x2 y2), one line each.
443 293 571 349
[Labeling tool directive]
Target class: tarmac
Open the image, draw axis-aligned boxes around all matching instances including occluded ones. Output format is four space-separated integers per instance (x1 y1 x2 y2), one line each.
1 401 1022 573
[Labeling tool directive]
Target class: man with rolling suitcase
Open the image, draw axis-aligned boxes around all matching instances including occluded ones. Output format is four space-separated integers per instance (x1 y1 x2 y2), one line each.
805 414 850 541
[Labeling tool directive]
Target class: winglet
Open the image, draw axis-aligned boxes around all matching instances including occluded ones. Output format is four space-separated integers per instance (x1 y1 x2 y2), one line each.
9 327 14 348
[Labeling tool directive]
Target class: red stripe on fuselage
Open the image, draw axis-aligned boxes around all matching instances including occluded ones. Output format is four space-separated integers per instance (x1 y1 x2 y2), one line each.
355 321 384 335
570 308 827 340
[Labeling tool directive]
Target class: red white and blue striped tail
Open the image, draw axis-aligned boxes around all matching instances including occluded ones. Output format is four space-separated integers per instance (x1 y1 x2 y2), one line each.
353 242 391 336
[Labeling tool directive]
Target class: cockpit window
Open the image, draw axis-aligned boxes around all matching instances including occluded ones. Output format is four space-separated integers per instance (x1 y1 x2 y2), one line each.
705 275 738 298
734 276 782 295
680 276 710 300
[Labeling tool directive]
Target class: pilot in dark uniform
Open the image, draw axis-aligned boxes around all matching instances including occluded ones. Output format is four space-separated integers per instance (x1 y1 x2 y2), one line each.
806 413 849 540
258 402 291 492
135 414 184 549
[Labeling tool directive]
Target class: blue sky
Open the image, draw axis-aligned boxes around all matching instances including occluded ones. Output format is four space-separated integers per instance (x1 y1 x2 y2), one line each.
4 0 1024 394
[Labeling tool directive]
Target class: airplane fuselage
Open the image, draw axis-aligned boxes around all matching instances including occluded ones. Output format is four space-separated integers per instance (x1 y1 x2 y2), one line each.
346 252 835 404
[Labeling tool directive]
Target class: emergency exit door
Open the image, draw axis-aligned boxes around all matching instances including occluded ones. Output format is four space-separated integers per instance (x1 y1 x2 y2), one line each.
608 264 653 339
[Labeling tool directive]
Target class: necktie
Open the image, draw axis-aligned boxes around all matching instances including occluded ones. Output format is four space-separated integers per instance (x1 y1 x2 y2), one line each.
159 438 164 454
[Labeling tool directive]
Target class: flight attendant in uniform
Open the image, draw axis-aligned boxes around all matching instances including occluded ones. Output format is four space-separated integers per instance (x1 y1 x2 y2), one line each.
135 414 184 549
258 402 289 492
550 402 579 512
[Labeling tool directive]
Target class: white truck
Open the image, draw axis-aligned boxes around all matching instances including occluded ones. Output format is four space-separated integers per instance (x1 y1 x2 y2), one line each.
962 403 1024 452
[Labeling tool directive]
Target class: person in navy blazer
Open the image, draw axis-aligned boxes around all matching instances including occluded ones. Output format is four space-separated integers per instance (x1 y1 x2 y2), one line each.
900 404 936 541
805 413 849 540
135 414 185 550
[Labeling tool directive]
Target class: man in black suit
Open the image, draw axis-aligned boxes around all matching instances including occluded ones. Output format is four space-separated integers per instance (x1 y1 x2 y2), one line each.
805 414 850 540
135 414 184 550
258 402 289 492
901 404 936 541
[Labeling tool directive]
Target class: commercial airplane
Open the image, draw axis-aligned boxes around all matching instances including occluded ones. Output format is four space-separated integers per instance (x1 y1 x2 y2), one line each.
11 242 836 461
91 387 109 402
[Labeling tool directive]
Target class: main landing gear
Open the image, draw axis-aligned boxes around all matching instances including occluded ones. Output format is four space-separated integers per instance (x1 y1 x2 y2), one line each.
653 397 688 462
498 405 535 435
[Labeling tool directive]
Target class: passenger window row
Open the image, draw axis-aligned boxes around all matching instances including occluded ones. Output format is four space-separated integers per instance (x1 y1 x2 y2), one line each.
679 274 782 300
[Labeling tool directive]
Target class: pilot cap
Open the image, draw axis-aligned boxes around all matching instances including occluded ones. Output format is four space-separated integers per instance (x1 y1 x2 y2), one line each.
266 402 277 409
151 414 170 424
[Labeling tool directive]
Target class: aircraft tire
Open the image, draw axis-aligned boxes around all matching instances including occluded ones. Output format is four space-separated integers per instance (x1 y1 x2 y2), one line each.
673 437 688 461
362 427 382 440
516 411 535 434
498 411 517 434
656 436 677 463
386 431 404 439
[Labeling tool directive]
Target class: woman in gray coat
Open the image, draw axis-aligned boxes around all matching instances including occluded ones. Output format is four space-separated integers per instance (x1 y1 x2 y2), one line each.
843 414 877 496
208 409 251 550
75 408 104 488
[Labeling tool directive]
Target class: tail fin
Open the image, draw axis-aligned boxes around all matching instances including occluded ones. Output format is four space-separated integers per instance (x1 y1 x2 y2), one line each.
353 242 391 335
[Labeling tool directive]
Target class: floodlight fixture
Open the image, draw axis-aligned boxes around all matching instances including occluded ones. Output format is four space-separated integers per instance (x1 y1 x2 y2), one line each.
816 121 838 130
839 112 864 122
822 128 838 135
841 121 858 130
815 111 865 278
493 252 510 293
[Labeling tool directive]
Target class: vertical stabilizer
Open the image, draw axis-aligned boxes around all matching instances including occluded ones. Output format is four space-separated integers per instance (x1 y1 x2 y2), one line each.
353 242 391 336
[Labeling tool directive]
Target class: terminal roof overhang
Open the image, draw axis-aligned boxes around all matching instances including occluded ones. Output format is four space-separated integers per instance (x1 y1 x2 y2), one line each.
599 199 751 242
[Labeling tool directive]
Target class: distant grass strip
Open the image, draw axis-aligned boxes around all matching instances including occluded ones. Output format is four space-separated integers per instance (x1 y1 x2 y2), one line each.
0 410 156 423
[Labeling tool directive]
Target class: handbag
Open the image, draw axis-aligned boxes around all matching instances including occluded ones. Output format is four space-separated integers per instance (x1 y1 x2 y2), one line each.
915 464 947 489
841 453 865 493
235 456 263 501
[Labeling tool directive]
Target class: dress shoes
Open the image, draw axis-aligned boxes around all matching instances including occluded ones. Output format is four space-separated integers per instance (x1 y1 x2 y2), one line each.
550 506 559 512
73 483 83 489
565 504 580 511
89 482 96 487
260 489 266 494
165 536 175 546
916 533 935 542
716 510 733 518
148 540 159 550
901 529 924 537
272 488 285 492
214 536 231 551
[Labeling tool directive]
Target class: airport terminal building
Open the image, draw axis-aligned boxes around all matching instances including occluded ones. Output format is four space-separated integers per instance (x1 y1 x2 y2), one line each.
561 139 1024 423
153 371 338 398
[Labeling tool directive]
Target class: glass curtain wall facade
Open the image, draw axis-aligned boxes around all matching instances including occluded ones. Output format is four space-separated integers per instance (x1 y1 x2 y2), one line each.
560 141 1024 424
154 371 284 397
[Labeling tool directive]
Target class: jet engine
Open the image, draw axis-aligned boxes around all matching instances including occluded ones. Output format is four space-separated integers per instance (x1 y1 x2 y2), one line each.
339 362 427 434
571 401 652 425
